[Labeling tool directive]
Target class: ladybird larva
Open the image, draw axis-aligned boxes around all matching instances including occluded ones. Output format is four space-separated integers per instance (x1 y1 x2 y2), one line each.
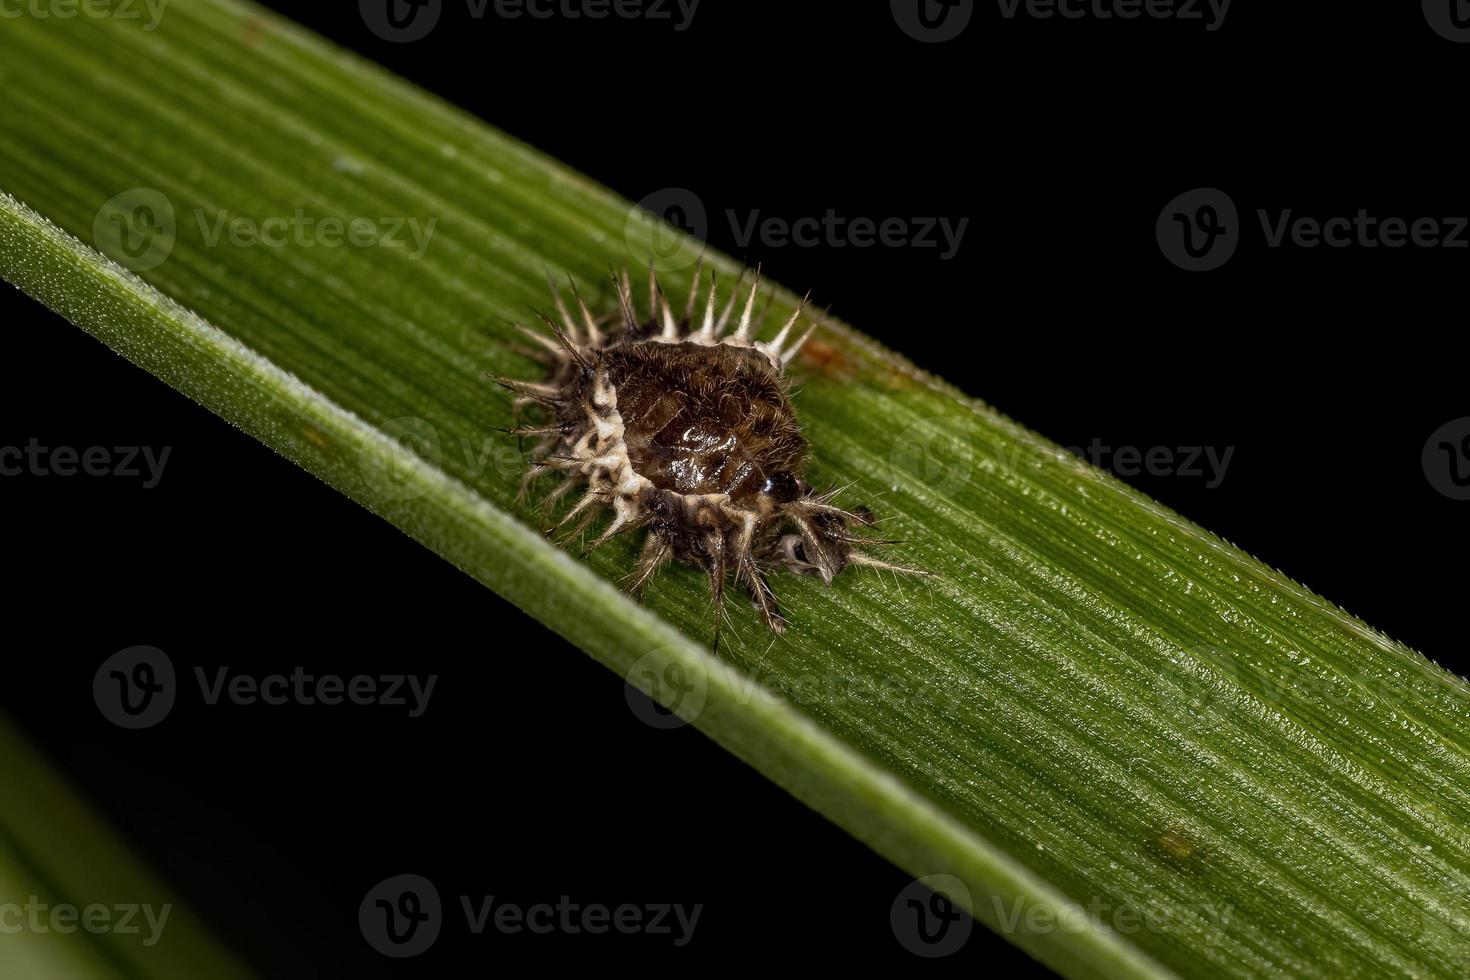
501 262 916 645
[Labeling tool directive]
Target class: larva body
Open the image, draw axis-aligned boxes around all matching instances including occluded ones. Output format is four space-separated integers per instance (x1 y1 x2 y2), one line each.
503 265 910 643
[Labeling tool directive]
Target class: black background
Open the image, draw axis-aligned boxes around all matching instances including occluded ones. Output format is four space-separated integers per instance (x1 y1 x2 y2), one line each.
4 1 1469 976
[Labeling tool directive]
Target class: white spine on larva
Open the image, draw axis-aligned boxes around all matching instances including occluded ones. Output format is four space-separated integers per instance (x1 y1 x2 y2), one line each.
626 266 821 372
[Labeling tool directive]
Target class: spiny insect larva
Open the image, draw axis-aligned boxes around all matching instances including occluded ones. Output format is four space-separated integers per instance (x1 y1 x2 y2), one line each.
500 262 918 646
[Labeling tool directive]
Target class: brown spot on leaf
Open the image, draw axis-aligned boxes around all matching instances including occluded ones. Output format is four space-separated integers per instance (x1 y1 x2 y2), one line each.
1156 828 1201 863
795 336 853 380
241 17 267 48
301 425 330 451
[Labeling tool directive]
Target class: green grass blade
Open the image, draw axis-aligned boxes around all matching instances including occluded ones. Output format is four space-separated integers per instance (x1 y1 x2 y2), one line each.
0 714 255 979
2 3 1468 977
0 165 1156 980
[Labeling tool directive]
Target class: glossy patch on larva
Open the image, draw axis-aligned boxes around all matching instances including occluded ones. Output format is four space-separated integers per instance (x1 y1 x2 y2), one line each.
500 264 918 647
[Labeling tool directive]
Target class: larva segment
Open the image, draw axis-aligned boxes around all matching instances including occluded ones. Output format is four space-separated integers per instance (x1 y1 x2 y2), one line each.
500 265 921 646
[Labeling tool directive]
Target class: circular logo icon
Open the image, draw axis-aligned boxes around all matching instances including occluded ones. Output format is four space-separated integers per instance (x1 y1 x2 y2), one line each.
1148 645 1245 735
624 646 709 729
890 416 974 497
1424 0 1470 42
93 646 176 729
92 188 176 272
891 0 974 42
1423 417 1470 500
358 417 444 502
891 874 973 957
361 0 443 42
359 874 442 958
623 187 707 273
1156 188 1238 272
